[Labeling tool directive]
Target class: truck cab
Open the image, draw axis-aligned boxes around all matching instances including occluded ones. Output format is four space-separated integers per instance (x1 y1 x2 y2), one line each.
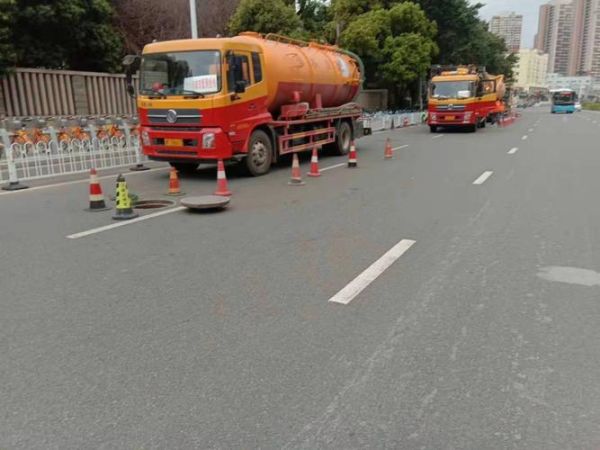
125 39 273 175
427 66 503 133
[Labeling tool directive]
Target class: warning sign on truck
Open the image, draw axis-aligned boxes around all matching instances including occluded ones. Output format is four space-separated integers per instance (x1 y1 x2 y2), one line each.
184 75 218 93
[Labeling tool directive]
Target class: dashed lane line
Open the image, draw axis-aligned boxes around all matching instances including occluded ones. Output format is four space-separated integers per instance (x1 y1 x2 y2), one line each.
328 239 416 305
508 147 519 155
473 171 493 185
432 134 444 139
522 135 528 141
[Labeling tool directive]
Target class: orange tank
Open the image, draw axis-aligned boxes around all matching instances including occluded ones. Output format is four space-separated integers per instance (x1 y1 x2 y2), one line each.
233 33 363 113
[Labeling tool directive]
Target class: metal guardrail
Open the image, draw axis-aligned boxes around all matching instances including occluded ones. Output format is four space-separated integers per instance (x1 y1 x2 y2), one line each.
0 121 145 187
362 111 427 132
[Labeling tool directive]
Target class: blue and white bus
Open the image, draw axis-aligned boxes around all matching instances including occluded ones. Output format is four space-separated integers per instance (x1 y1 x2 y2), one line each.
551 89 577 114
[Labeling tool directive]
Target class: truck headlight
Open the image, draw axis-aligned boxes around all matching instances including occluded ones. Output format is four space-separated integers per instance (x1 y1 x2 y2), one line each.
141 130 150 146
202 133 215 149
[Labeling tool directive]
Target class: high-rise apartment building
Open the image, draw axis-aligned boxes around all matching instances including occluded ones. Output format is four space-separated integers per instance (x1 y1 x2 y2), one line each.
536 0 600 77
490 12 523 52
534 0 575 75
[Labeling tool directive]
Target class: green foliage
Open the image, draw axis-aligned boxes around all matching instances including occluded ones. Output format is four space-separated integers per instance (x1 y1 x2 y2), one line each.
228 0 303 35
0 0 16 75
582 103 600 111
10 0 122 72
340 3 437 89
411 0 483 64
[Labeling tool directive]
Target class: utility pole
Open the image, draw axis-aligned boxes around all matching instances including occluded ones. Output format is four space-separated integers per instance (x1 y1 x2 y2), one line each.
189 0 198 39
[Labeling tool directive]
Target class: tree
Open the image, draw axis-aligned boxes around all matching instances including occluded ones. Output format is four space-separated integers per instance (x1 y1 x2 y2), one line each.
0 0 15 75
228 0 303 36
411 0 483 65
11 0 122 72
114 0 239 54
340 2 437 101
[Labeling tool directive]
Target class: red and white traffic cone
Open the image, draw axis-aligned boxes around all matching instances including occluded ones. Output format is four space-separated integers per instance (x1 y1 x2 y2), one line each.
86 168 110 211
214 159 232 196
348 141 357 168
288 153 305 185
166 167 185 196
307 146 321 177
384 138 393 159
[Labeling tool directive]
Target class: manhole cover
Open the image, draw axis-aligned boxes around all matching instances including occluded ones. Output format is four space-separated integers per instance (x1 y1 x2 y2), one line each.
134 199 175 209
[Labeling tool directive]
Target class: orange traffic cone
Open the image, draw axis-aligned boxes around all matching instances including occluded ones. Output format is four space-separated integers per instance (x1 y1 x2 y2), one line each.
288 153 305 185
86 168 110 211
214 159 232 196
166 167 185 196
307 146 321 177
348 141 357 168
384 138 394 159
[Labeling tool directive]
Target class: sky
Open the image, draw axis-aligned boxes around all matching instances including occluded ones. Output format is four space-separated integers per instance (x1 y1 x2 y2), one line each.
475 0 549 48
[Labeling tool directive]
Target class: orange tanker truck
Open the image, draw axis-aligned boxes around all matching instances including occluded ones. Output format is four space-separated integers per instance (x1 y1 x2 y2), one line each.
427 65 506 133
123 32 364 175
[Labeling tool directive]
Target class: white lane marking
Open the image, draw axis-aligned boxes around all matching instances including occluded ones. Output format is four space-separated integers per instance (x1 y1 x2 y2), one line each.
320 162 346 172
328 239 416 305
522 135 528 140
432 134 444 139
0 167 169 196
528 128 534 132
508 147 519 154
393 144 409 151
67 206 186 239
473 171 493 185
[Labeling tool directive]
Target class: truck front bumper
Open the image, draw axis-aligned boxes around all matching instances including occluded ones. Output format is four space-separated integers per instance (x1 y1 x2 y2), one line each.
140 126 234 161
428 112 476 126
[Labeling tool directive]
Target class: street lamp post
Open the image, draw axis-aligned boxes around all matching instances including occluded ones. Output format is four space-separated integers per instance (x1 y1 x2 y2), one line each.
189 0 198 39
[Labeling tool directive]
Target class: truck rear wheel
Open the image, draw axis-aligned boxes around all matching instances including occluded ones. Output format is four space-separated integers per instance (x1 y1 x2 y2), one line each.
333 121 352 155
169 162 199 174
245 129 273 176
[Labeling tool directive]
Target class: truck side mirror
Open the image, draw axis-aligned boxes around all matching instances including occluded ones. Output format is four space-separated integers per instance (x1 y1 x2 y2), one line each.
123 54 141 99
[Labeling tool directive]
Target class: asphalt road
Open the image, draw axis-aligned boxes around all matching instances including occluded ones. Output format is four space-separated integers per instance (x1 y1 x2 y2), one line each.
2 108 600 449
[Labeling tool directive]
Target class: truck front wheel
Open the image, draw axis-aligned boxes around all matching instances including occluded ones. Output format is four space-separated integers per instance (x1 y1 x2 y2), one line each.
429 125 438 133
245 130 273 176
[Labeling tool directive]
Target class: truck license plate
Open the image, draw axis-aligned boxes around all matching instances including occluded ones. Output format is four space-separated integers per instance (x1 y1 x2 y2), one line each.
165 138 183 147
445 115 455 120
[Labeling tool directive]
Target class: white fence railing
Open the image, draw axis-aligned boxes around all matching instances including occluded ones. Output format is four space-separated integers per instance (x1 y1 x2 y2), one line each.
362 112 427 132
0 123 145 188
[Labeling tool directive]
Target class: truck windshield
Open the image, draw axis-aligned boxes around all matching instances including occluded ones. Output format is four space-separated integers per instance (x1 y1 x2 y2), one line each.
140 51 221 96
431 81 474 99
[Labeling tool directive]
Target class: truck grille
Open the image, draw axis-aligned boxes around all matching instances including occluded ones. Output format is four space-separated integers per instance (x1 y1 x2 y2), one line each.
147 109 202 124
436 105 466 111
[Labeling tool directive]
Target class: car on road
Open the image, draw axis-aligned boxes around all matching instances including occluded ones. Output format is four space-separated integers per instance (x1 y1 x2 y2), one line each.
575 102 582 111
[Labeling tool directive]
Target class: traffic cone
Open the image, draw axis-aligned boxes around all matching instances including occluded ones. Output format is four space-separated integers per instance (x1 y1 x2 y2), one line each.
214 159 232 196
348 141 357 168
86 168 110 211
384 138 394 159
112 173 138 220
288 153 305 185
166 167 185 196
307 146 321 177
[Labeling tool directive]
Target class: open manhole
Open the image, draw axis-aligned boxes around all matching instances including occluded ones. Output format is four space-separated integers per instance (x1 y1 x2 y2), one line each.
134 199 175 209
